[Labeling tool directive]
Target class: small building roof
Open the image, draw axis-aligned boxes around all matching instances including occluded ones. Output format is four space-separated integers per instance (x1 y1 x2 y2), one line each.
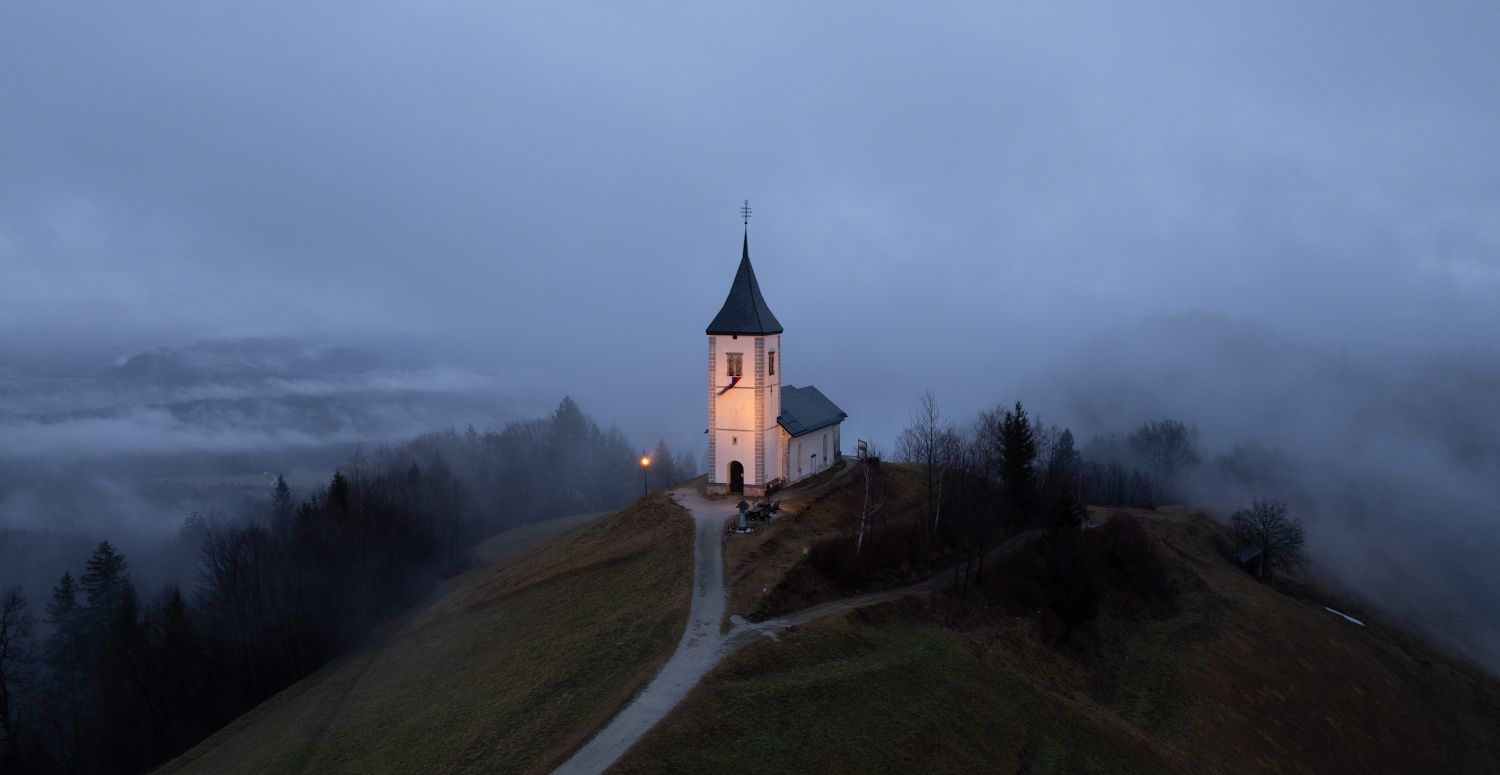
706 233 784 336
778 385 847 437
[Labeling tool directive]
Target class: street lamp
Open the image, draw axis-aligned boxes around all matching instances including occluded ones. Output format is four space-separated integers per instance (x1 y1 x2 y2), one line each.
639 455 652 495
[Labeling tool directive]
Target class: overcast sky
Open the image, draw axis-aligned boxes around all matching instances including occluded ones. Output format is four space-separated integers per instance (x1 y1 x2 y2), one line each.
6 1 1500 673
3 1 1498 445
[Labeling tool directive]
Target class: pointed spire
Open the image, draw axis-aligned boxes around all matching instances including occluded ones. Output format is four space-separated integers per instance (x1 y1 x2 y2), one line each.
706 230 783 335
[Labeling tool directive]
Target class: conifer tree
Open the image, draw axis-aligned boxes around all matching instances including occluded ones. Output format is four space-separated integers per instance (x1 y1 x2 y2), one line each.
82 542 130 636
0 587 36 769
651 439 679 486
327 471 350 513
1045 428 1081 499
45 572 87 774
271 474 294 526
999 401 1038 520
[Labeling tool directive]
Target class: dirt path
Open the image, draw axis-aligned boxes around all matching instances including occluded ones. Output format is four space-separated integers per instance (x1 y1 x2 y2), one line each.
726 529 1039 649
553 488 1038 775
552 487 732 775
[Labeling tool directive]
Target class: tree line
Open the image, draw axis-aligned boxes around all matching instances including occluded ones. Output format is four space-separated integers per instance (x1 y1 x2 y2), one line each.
406 396 694 534
0 397 678 775
894 391 1304 640
873 394 1104 638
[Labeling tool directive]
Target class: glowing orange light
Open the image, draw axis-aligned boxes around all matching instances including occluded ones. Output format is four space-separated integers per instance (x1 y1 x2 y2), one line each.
640 456 652 468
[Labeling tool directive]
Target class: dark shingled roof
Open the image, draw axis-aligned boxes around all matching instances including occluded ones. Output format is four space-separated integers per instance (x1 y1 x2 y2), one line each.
706 233 784 335
778 385 847 437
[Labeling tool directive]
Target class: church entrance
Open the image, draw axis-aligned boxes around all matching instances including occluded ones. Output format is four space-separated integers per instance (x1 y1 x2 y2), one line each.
729 461 744 494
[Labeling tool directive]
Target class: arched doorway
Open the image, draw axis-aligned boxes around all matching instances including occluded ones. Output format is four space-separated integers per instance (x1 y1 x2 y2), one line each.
729 461 744 494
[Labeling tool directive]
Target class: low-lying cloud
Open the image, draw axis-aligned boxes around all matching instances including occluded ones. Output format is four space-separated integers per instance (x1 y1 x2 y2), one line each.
1022 315 1500 673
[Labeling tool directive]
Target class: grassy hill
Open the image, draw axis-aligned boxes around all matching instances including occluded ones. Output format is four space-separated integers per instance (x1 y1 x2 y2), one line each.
616 498 1500 774
156 464 1500 774
723 460 930 623
158 494 692 775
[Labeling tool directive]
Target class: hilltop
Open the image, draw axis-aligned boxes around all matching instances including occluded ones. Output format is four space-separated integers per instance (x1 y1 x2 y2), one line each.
617 467 1500 774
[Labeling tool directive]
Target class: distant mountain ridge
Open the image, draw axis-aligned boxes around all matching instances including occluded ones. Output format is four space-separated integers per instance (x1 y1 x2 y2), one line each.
0 337 501 442
105 337 384 383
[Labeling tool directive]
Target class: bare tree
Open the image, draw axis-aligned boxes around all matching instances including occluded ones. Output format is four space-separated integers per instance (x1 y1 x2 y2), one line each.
1127 419 1200 498
895 389 942 546
931 426 963 534
0 587 37 768
856 458 886 556
942 433 997 593
1230 498 1306 583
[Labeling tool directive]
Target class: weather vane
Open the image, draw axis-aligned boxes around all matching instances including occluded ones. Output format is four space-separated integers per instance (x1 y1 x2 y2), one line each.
740 199 752 226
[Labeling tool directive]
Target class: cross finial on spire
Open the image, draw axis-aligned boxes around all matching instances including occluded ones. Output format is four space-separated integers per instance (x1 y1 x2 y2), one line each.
740 199 752 226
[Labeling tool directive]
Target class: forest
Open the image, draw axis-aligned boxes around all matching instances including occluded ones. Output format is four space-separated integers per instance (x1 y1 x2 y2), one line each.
0 397 691 775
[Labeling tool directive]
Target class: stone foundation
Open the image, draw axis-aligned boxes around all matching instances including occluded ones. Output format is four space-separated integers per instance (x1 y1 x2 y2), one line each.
706 482 768 497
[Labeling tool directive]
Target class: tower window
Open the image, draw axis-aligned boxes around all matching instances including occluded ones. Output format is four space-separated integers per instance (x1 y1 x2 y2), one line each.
769 351 776 376
727 353 743 378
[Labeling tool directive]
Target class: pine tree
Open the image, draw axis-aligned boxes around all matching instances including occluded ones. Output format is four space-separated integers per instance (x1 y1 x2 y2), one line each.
1045 491 1085 537
81 542 130 634
0 587 37 769
96 582 148 772
45 573 87 774
45 574 83 671
1046 429 1081 499
549 397 591 452
327 471 350 513
149 585 205 757
999 401 1039 520
651 439 679 486
271 475 294 528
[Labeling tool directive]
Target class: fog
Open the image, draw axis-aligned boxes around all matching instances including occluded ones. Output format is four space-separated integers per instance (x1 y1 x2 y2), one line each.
2 2 1497 669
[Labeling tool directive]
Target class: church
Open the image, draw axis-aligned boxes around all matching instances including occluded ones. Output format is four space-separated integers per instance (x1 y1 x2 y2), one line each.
705 227 847 496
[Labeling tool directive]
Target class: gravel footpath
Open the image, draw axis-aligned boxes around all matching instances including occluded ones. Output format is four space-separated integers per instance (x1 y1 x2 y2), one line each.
553 488 733 775
553 486 1038 775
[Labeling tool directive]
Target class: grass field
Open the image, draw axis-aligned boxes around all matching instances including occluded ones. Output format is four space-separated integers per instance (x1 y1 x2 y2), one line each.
613 599 1174 775
616 507 1500 774
158 494 693 775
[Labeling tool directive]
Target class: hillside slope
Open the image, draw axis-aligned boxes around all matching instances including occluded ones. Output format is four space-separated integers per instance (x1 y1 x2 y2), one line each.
615 507 1500 774
158 495 692 775
723 460 930 623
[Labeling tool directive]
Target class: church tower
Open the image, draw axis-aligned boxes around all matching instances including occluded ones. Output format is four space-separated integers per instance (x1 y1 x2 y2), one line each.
705 230 782 496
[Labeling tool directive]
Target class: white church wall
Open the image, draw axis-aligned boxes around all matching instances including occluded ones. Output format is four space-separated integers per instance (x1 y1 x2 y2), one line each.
708 332 781 491
785 423 841 485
